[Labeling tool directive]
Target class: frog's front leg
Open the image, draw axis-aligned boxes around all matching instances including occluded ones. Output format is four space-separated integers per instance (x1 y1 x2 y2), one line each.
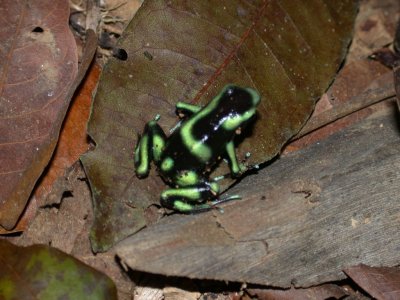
134 116 166 177
225 140 247 177
169 102 202 133
160 182 220 213
176 101 201 117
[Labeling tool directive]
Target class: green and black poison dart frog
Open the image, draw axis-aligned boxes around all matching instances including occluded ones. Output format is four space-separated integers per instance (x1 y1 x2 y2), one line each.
134 85 260 213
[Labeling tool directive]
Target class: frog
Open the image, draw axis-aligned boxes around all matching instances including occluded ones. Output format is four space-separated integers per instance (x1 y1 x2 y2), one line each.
134 84 260 213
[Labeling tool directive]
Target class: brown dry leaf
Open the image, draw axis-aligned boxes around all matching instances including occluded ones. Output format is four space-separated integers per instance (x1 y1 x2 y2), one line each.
163 286 200 300
98 0 143 35
32 63 101 204
286 60 393 152
344 264 400 300
0 194 38 235
0 64 100 235
0 0 78 230
286 0 400 152
393 20 400 108
248 284 348 300
0 26 97 234
347 0 400 61
395 64 400 108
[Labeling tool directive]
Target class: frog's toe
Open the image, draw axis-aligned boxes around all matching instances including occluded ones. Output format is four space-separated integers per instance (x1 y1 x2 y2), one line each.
231 163 247 178
211 194 241 206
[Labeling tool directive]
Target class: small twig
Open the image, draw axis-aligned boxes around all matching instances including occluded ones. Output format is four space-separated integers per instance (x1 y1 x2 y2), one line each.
293 81 396 140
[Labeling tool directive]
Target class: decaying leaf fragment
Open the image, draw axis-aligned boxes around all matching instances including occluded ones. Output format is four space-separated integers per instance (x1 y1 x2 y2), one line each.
344 264 400 300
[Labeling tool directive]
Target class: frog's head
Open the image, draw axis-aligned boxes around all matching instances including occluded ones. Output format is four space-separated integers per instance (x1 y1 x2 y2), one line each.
218 85 261 131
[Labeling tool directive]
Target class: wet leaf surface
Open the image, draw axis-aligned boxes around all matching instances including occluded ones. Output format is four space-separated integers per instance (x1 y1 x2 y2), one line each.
344 264 400 300
0 239 117 300
82 0 357 252
0 0 78 230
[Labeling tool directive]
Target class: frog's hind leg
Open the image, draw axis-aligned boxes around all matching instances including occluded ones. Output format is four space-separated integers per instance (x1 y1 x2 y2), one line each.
160 182 219 213
134 116 166 177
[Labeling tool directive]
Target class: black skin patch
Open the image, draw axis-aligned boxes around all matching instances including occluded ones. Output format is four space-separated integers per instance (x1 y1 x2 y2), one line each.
191 86 256 152
160 133 206 179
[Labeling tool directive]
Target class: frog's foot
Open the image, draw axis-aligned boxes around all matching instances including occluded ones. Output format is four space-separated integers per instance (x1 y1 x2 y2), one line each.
239 163 248 173
212 174 229 182
213 155 250 181
134 116 167 177
212 163 248 182
231 163 248 178
211 194 241 207
169 120 182 134
234 152 252 174
154 114 161 122
235 152 252 174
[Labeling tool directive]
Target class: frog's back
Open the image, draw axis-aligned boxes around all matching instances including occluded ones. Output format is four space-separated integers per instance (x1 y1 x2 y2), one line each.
160 128 218 174
157 85 260 180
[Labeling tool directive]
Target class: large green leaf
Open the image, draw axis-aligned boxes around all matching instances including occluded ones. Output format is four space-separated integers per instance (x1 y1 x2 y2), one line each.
0 240 117 300
82 0 357 252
